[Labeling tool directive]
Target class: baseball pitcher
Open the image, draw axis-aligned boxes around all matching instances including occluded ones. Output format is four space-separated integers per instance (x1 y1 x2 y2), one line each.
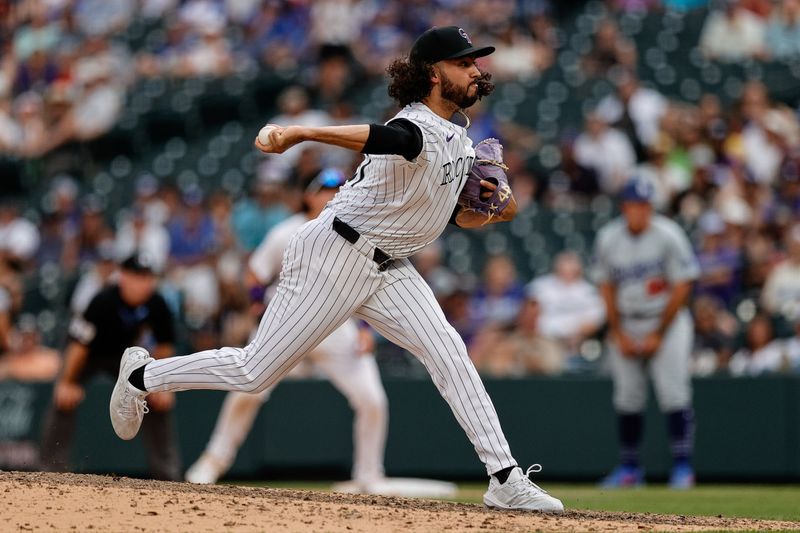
110 26 563 512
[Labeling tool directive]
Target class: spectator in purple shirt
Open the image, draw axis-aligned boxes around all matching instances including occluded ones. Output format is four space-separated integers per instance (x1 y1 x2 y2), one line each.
695 211 742 309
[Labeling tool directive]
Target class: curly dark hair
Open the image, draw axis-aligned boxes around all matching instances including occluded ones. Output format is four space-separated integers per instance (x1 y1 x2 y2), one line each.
386 57 495 108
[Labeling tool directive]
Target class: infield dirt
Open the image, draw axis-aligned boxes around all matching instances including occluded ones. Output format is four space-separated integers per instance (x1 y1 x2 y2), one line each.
2 471 798 532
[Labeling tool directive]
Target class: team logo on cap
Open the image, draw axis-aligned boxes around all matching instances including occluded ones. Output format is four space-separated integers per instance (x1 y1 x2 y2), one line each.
635 179 652 198
458 28 472 45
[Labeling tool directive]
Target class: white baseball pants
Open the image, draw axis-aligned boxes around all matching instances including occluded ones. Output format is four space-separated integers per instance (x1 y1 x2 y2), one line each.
144 209 516 474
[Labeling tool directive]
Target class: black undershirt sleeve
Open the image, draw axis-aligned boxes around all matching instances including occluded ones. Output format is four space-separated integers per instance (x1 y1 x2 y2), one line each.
361 118 423 161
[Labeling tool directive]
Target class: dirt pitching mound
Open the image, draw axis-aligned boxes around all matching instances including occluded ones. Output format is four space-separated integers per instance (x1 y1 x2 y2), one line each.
2 472 797 532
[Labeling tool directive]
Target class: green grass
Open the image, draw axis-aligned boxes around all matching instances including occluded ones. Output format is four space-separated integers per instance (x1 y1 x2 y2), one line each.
457 483 800 522
232 481 800 523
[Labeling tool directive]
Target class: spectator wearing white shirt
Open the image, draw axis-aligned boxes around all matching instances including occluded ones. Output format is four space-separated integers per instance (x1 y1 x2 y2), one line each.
487 23 552 81
574 113 637 194
263 86 334 178
743 108 798 185
70 240 118 315
527 251 605 357
73 0 136 37
781 320 800 374
174 26 234 78
114 206 170 275
596 72 668 152
762 223 800 322
0 200 40 268
635 138 691 212
729 312 790 376
766 0 800 59
700 0 766 62
310 0 375 47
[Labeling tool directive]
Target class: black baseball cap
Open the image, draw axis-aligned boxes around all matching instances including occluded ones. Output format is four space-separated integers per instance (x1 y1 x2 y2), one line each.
120 253 158 275
410 26 495 64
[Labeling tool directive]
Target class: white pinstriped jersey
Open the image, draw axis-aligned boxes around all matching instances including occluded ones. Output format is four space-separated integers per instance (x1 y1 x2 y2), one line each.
328 102 475 258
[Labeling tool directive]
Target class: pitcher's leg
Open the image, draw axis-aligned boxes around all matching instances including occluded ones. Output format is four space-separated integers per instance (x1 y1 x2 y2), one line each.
142 227 381 394
355 265 514 475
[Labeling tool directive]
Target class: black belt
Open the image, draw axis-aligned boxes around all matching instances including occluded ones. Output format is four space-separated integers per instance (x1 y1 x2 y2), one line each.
621 311 661 320
332 217 394 272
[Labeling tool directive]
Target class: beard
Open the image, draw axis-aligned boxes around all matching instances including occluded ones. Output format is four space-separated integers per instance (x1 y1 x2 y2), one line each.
440 73 479 109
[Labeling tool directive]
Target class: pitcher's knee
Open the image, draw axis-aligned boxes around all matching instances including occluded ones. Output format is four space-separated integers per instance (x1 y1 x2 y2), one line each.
230 347 279 393
226 360 269 393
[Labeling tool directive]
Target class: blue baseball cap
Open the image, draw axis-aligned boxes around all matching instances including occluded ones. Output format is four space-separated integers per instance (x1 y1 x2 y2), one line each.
619 177 655 203
304 168 347 194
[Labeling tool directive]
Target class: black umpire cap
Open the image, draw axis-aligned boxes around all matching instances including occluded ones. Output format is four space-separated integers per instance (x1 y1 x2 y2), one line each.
410 26 495 63
120 253 158 275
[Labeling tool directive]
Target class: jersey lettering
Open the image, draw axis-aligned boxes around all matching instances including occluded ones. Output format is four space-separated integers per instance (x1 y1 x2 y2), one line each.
441 155 474 186
611 258 666 283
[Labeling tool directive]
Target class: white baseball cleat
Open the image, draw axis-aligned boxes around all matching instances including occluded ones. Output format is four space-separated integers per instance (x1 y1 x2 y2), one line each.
185 452 229 484
109 346 153 440
483 465 564 513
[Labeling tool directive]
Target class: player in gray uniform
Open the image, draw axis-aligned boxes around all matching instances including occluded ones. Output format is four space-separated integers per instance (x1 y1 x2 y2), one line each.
109 26 563 512
592 177 699 489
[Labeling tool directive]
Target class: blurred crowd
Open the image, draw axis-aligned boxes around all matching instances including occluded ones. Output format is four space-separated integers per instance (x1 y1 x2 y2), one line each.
2 0 800 385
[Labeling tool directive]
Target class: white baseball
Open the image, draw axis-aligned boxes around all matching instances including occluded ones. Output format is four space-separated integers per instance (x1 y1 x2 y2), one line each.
258 125 276 146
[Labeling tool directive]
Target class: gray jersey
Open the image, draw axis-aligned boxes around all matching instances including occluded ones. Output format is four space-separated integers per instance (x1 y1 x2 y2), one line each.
328 102 474 258
592 214 699 318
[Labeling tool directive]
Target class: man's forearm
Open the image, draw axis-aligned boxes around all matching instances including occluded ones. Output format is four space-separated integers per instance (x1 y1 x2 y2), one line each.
295 124 371 152
656 281 693 335
599 283 620 334
60 342 89 383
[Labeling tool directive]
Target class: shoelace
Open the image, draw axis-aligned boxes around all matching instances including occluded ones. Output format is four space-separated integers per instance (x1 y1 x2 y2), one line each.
117 388 149 418
525 464 542 477
518 464 549 494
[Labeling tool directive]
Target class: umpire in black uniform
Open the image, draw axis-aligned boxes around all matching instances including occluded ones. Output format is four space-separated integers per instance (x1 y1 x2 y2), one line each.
40 254 181 480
